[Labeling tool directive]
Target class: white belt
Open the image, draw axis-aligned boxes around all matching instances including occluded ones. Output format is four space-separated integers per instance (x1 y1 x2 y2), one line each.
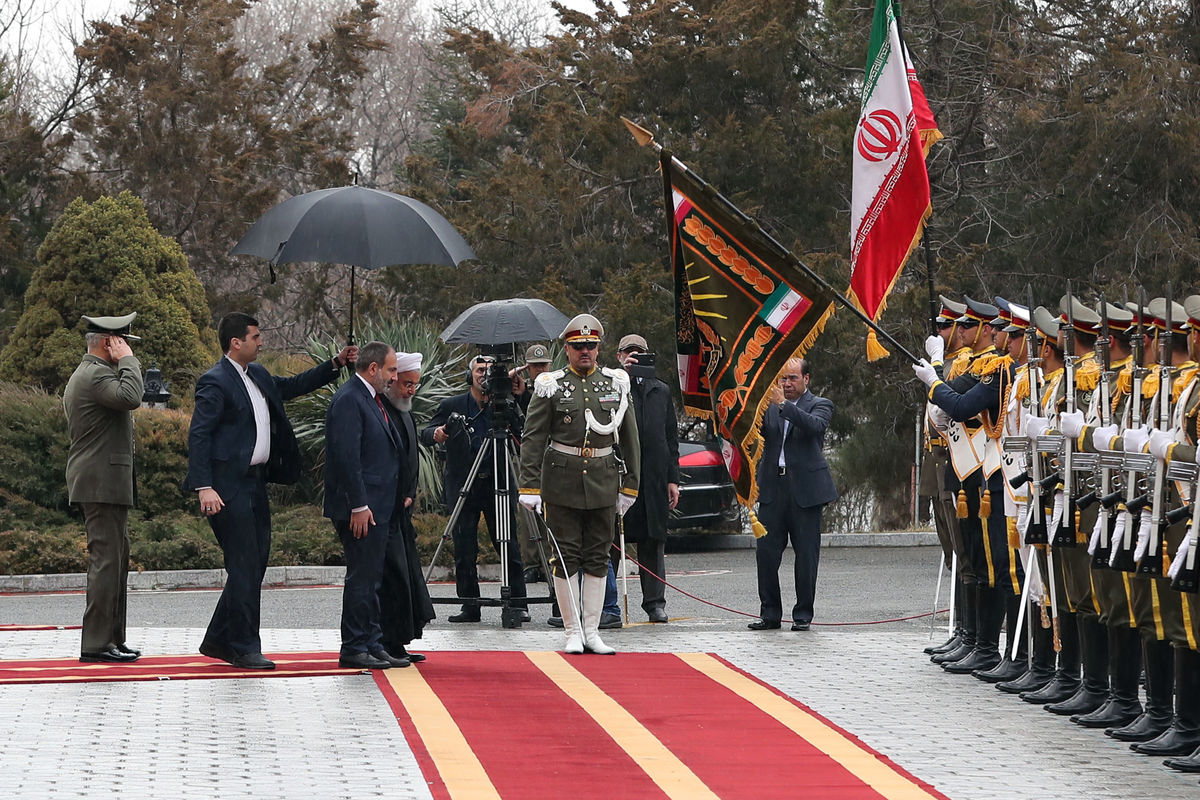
550 441 613 458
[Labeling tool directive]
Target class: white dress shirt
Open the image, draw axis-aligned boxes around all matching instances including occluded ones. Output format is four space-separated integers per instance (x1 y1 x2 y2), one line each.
227 355 270 466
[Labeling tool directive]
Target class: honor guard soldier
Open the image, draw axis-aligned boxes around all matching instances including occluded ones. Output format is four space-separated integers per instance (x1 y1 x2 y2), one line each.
518 314 640 655
916 296 1023 677
919 295 973 659
63 313 145 663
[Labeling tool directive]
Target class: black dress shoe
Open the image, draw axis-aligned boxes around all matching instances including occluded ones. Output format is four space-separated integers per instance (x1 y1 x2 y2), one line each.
1131 726 1200 756
547 616 564 628
997 666 1053 695
791 622 811 631
973 658 1026 684
599 613 623 629
338 652 391 670
230 653 275 670
748 620 781 630
924 633 961 655
523 567 545 583
448 611 481 623
1020 675 1080 705
1163 745 1200 772
115 643 141 657
79 646 139 663
519 610 532 623
370 649 411 668
1072 698 1142 729
199 640 235 664
1045 685 1108 716
1107 711 1173 742
399 649 427 663
648 609 668 624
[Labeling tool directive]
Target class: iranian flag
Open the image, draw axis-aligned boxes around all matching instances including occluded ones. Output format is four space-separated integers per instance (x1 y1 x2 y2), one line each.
848 0 941 357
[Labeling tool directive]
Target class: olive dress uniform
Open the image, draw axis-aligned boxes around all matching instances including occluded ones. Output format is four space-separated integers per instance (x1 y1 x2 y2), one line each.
63 314 145 661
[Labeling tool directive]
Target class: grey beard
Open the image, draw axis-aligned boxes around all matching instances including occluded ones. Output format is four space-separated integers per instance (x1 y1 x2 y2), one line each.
388 396 413 412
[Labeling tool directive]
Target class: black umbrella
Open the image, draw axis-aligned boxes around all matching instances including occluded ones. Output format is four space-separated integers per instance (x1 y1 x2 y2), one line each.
230 185 476 341
440 298 569 346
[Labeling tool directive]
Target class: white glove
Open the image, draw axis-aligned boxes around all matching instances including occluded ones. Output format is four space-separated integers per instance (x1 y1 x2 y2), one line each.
928 405 951 430
1091 424 1119 451
518 494 542 514
1026 415 1050 441
1086 512 1106 556
1108 511 1129 567
1049 490 1065 535
1134 508 1154 562
924 334 945 363
616 494 636 517
1148 428 1178 461
912 358 939 388
1059 410 1085 439
1123 426 1150 454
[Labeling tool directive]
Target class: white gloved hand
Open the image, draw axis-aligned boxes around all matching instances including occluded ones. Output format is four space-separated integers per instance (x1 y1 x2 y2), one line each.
616 494 636 517
1059 410 1085 439
928 405 951 430
1148 428 1178 461
924 334 945 363
518 494 543 514
1091 424 1119 451
1049 490 1065 534
912 358 939 388
1026 415 1050 441
1123 426 1151 454
1134 507 1154 562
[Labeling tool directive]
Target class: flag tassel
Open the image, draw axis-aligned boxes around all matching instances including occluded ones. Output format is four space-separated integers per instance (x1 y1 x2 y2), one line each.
866 329 890 361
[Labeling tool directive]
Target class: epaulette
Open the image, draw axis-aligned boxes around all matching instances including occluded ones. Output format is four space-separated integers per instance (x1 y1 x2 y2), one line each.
1142 370 1161 398
972 353 1014 377
1172 364 1200 404
1014 365 1031 404
946 347 973 380
1115 365 1157 398
533 369 566 398
1075 356 1100 392
601 366 631 393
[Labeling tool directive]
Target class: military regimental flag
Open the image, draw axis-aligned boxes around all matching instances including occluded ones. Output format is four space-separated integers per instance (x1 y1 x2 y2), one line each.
665 152 835 536
848 0 941 359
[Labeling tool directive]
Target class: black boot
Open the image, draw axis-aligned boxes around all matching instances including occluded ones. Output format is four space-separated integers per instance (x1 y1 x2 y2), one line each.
999 607 1055 694
1163 743 1200 773
933 582 977 665
1133 647 1200 756
1022 611 1081 704
1110 636 1174 741
946 585 1003 674
976 590 1027 682
1048 616 1109 715
1073 625 1143 728
925 580 965 655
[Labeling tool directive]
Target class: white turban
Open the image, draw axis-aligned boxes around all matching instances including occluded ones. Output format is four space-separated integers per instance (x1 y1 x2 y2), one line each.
395 351 423 373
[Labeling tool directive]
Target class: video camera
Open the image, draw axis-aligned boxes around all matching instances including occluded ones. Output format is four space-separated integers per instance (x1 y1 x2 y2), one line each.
626 351 657 382
478 343 516 402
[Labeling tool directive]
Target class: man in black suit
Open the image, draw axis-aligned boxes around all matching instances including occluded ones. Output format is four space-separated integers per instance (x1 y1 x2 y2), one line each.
325 341 407 670
185 313 355 669
750 357 838 632
421 354 527 623
378 351 435 661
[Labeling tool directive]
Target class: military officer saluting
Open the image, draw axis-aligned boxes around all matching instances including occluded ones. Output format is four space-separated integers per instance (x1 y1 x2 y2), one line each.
519 314 640 655
63 313 145 663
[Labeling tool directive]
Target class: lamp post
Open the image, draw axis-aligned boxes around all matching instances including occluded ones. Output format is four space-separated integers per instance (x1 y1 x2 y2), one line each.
141 365 171 408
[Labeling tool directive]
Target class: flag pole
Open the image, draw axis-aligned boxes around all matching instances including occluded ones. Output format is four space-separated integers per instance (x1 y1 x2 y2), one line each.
623 117 921 365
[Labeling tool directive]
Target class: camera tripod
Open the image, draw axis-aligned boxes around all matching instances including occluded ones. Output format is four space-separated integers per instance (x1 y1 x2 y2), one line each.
424 418 556 628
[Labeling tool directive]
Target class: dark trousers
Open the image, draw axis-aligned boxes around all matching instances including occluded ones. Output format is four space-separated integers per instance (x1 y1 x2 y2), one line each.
452 484 526 609
546 503 616 578
79 502 131 652
611 538 668 614
755 502 823 625
203 475 271 656
337 517 390 655
379 512 435 651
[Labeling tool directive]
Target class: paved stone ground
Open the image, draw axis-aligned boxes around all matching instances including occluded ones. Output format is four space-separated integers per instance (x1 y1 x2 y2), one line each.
2 623 1198 799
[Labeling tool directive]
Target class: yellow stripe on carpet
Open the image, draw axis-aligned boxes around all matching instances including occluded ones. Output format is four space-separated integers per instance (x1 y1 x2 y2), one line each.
526 651 720 800
383 666 501 800
676 652 942 800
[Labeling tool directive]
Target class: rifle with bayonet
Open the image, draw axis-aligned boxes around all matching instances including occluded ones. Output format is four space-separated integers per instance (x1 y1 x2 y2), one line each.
1084 295 1119 567
1139 284 1176 575
1049 282 1080 547
1110 290 1151 572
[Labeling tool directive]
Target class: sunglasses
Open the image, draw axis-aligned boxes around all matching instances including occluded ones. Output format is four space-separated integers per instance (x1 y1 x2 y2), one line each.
569 342 599 351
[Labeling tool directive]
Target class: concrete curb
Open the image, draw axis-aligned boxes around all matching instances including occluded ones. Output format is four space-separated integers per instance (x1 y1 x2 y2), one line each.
0 531 938 593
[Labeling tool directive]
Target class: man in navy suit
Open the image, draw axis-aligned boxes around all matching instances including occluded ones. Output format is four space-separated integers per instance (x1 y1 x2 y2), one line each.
325 341 407 670
185 313 355 669
750 357 838 632
421 355 527 623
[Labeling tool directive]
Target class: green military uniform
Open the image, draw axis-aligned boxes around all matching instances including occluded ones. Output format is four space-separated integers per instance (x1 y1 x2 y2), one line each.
62 313 144 660
519 313 639 656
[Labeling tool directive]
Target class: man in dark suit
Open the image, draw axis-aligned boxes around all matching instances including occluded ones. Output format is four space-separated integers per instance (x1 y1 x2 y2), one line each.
325 341 408 670
185 312 355 670
63 313 145 663
378 351 435 662
750 357 838 632
421 354 527 623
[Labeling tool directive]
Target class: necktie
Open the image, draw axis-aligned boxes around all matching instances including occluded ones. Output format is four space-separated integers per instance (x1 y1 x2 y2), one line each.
375 394 390 426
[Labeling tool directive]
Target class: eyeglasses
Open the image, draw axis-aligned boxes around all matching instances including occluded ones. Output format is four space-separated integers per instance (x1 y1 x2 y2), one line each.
399 381 420 390
779 374 804 382
569 342 598 351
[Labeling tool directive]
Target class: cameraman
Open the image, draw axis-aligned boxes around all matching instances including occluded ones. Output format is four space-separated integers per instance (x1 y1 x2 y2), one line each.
421 355 528 623
511 343 554 414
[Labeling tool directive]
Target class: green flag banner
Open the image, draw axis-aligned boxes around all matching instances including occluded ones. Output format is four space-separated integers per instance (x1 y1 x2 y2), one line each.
665 151 835 532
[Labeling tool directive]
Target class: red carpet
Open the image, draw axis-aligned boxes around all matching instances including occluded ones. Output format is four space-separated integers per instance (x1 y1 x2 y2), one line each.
377 651 948 800
0 623 82 631
0 651 356 684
